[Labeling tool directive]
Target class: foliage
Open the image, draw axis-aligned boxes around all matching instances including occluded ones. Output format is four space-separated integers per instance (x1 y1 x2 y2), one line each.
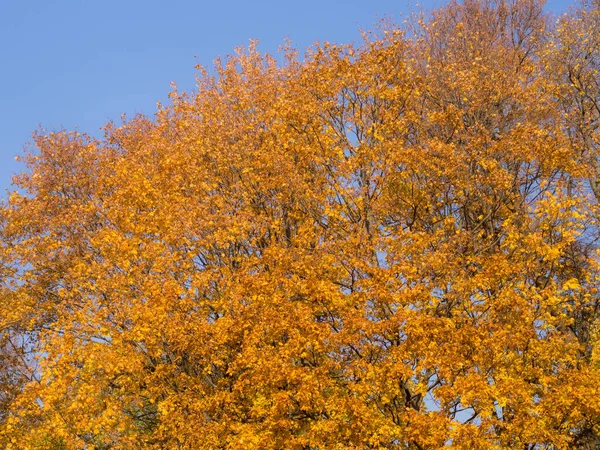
1 0 600 448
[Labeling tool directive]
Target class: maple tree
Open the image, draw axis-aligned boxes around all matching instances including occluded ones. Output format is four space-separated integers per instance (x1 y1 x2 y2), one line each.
1 0 600 448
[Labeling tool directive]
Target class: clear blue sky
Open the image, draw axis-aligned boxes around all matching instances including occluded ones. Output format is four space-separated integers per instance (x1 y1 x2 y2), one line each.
0 0 571 193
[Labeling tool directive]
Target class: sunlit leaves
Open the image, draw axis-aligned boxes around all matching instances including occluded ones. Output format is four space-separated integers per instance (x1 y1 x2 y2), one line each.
0 0 600 448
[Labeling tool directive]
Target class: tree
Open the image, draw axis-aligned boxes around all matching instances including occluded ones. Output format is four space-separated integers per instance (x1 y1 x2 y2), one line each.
1 0 600 448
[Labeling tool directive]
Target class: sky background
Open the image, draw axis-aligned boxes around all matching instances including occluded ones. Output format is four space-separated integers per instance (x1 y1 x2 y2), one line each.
0 0 572 195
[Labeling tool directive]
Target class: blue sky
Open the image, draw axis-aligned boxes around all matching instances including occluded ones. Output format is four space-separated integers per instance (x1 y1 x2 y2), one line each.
0 0 571 194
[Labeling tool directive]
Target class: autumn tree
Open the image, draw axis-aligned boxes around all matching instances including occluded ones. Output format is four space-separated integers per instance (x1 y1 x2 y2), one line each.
1 0 600 448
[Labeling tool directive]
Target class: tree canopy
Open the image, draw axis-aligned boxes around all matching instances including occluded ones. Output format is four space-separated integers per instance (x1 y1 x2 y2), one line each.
1 0 600 448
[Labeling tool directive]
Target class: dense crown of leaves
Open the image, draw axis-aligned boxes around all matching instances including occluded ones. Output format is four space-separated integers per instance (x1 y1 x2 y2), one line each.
1 0 600 448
